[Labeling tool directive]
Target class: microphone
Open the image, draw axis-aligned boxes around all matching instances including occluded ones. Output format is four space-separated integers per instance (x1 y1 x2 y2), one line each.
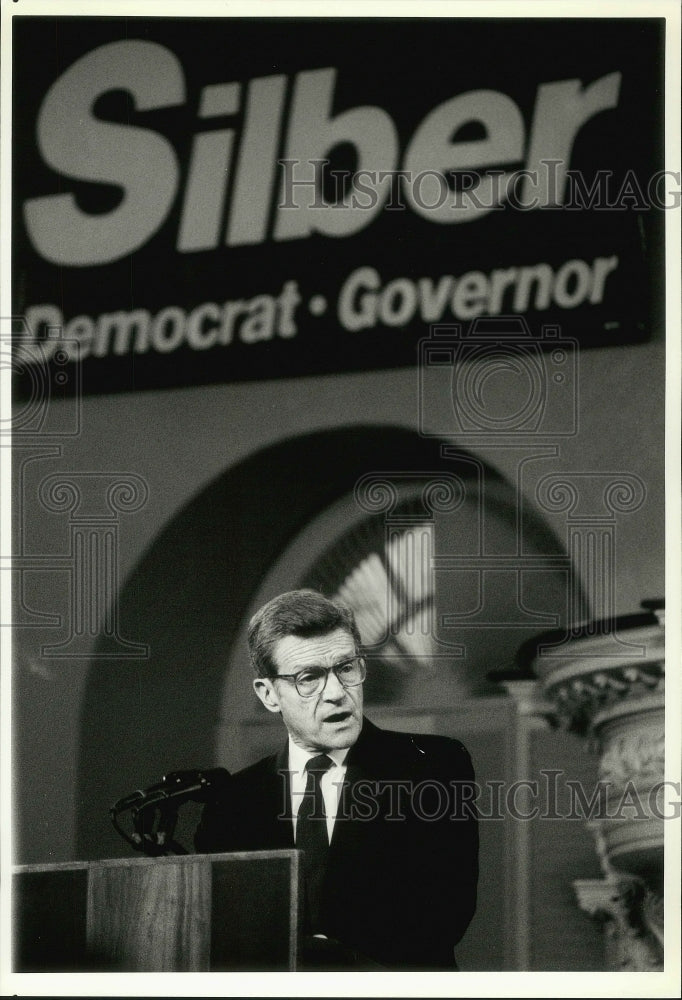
112 767 231 814
154 767 232 805
111 766 231 855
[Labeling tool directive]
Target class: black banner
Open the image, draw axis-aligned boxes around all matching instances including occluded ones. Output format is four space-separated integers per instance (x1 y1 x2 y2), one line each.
12 17 665 395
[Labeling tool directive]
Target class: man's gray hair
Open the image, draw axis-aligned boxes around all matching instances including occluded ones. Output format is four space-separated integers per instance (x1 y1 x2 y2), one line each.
247 589 361 678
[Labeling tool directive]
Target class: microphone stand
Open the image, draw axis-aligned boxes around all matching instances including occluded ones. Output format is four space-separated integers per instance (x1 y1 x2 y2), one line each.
111 769 230 856
111 788 190 856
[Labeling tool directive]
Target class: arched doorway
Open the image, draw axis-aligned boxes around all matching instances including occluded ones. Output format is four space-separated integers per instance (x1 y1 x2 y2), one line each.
79 426 497 858
75 422 601 970
75 424 583 964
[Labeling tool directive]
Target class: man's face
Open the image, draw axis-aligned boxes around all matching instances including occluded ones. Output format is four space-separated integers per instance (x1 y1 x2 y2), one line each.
253 628 364 753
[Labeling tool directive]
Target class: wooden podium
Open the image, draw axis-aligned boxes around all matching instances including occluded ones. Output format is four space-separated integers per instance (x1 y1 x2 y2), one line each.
13 850 301 972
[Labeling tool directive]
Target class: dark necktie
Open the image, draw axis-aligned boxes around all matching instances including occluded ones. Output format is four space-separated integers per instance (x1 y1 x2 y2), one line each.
296 753 334 931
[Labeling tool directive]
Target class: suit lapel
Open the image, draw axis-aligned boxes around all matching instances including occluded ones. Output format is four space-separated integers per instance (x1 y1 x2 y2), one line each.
328 719 384 857
267 720 388 854
329 759 364 860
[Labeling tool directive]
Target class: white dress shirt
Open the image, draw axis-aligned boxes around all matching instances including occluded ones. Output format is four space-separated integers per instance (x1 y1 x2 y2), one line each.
288 739 349 845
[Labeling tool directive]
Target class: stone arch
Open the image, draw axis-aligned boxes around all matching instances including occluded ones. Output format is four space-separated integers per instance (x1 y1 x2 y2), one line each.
76 425 576 858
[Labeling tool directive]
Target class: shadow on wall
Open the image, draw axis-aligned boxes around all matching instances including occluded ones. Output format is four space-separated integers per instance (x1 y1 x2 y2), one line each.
76 425 574 861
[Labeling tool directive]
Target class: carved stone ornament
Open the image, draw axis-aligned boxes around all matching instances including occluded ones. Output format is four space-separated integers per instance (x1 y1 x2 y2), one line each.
532 604 665 971
573 877 663 971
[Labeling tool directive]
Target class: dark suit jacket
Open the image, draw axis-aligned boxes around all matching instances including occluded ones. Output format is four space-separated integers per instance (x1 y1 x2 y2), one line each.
195 717 478 970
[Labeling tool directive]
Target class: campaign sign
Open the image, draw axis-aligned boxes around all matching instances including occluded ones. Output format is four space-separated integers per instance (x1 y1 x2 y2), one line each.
11 17 665 394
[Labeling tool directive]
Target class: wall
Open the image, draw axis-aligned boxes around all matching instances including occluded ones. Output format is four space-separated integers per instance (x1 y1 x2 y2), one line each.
13 339 663 860
11 337 664 970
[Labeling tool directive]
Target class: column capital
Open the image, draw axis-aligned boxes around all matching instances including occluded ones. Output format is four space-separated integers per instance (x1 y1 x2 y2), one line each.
495 677 555 723
532 612 664 736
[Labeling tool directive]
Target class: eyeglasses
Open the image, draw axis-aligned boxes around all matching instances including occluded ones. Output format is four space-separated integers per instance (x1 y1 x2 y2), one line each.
273 656 366 699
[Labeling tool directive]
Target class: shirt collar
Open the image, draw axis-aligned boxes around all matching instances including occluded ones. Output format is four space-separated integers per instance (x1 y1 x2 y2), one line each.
287 737 349 773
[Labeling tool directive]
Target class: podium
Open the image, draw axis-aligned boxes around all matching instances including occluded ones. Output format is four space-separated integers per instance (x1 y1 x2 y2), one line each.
13 850 301 972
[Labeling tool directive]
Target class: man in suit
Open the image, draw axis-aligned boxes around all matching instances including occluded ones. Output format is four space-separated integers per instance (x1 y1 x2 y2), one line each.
195 589 478 970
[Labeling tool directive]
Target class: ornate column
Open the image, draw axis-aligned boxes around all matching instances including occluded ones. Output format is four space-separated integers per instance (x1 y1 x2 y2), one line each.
532 602 665 970
489 674 555 970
